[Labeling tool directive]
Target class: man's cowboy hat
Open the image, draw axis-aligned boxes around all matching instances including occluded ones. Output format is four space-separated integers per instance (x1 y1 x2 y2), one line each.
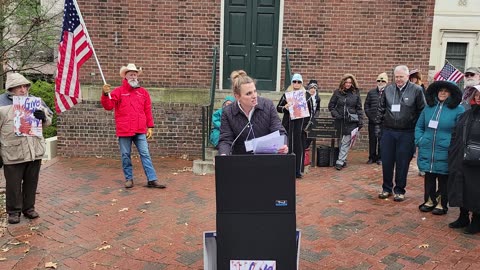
119 63 142 78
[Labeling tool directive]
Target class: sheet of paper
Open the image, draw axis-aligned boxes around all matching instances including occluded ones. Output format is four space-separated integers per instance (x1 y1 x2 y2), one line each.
244 131 286 154
350 127 359 148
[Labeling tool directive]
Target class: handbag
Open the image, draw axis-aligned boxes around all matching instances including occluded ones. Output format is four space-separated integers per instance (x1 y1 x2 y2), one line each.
462 114 480 166
344 98 359 123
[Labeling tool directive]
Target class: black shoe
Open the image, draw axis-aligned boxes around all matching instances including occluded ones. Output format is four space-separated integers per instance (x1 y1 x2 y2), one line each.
449 214 470 229
296 174 303 179
432 208 447 215
376 160 382 165
378 191 392 199
342 162 347 168
366 159 374 164
335 164 342 170
419 204 435 212
8 213 20 224
23 209 39 219
464 213 480 234
147 180 166 189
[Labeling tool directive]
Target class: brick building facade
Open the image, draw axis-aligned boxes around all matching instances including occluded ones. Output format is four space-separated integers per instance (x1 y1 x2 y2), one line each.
58 0 435 158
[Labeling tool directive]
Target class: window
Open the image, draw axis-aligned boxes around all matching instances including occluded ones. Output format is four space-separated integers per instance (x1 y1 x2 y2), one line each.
446 42 467 88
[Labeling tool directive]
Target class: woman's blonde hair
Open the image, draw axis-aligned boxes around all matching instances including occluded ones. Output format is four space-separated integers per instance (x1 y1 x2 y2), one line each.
230 70 254 95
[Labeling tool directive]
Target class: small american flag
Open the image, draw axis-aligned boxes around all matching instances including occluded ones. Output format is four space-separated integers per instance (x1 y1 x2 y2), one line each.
433 62 464 83
55 0 93 113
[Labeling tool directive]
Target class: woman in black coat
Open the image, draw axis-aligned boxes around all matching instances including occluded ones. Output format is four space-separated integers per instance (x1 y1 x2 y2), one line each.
447 86 480 234
328 74 364 170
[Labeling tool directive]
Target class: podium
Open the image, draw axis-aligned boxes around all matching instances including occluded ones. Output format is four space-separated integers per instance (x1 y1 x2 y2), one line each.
215 154 297 270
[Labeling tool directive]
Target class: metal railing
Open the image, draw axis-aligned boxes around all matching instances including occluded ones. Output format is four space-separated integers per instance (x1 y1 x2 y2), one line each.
201 46 218 161
284 48 292 90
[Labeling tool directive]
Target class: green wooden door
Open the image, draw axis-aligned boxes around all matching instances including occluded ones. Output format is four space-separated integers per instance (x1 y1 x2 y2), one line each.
223 0 280 91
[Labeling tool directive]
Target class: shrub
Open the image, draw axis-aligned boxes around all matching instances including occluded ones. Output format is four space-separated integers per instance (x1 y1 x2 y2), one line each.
29 80 57 138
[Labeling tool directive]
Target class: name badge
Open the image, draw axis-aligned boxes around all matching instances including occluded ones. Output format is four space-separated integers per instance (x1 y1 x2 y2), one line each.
392 104 401 112
428 120 439 129
244 140 254 152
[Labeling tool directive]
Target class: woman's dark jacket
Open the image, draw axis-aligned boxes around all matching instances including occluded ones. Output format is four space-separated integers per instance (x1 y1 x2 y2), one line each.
448 104 480 212
328 88 364 135
364 87 383 123
218 96 286 155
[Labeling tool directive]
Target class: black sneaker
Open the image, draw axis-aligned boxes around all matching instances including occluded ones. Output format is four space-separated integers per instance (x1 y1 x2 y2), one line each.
147 180 167 189
378 191 392 199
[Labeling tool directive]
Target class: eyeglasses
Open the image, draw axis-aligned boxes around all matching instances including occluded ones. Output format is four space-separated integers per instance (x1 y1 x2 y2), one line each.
377 80 387 83
292 81 302 84
465 73 476 78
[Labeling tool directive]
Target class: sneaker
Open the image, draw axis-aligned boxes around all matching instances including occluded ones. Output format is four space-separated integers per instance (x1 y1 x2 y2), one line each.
366 159 374 164
393 194 405 202
147 180 166 189
378 191 392 199
125 180 134 189
23 209 39 219
8 213 20 224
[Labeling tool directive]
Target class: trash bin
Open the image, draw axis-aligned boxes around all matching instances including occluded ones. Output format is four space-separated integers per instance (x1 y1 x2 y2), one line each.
316 146 339 167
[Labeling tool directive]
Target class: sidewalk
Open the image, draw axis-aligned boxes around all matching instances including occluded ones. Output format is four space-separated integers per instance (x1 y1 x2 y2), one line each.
0 152 479 269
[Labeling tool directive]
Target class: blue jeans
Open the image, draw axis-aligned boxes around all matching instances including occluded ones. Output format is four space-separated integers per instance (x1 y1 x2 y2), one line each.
380 129 415 195
118 134 157 182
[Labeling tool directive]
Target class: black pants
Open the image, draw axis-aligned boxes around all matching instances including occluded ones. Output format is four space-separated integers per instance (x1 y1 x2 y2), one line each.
424 172 448 209
4 160 41 215
287 119 305 176
368 123 381 161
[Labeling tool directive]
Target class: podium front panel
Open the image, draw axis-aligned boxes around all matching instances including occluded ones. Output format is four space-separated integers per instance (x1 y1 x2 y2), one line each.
215 154 296 213
216 212 296 270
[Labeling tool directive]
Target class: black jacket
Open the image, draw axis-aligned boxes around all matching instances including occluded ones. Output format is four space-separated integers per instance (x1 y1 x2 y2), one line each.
328 88 364 135
364 87 383 122
375 81 425 131
218 96 286 155
448 105 480 212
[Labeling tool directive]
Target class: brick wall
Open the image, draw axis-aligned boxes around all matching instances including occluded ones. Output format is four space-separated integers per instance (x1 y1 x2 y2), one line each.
78 0 434 92
57 101 204 158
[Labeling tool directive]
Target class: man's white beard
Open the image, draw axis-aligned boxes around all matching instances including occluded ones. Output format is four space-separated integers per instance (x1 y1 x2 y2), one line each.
464 78 480 88
128 79 140 88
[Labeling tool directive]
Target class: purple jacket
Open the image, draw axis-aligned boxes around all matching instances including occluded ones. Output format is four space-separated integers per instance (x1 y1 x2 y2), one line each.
218 96 286 155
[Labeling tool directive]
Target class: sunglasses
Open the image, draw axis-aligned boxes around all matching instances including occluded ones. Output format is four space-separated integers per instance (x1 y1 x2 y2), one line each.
377 80 387 83
465 73 476 78
292 80 302 84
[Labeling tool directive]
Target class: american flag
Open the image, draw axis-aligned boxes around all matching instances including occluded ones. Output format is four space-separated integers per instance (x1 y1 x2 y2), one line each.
55 0 93 113
433 62 464 83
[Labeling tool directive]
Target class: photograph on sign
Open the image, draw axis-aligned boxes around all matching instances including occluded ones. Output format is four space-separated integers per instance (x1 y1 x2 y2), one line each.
230 260 276 270
285 90 310 120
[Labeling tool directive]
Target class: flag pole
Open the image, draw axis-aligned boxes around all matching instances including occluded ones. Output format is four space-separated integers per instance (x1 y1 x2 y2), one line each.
72 0 106 85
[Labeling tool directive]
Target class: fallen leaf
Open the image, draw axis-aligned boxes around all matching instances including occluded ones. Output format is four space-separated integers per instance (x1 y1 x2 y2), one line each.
1 247 10 252
140 209 147 213
94 214 100 217
69 211 79 214
111 199 117 202
172 173 178 175
119 208 128 212
0 258 6 261
185 222 188 226
454 250 460 252
418 243 429 248
45 262 58 269
24 248 30 253
144 201 151 204
8 242 21 246
30 226 39 231
98 245 111 251
338 200 344 203
135 248 140 251
421 217 426 220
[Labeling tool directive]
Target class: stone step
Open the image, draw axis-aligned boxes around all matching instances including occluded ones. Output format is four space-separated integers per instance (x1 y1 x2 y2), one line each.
205 148 217 160
192 159 215 175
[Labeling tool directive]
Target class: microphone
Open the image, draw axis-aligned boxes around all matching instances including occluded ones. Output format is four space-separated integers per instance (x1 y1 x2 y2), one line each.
229 121 251 155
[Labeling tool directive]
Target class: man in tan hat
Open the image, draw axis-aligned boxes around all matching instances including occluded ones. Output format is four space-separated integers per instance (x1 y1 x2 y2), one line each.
364 72 388 165
0 72 53 224
101 64 166 189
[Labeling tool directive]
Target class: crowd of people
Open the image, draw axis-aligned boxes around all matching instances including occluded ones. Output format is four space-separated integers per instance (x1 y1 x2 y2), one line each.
3 65 479 236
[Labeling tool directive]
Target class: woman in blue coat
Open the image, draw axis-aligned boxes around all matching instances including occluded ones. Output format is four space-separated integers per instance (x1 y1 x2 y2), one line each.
210 96 235 148
415 81 464 215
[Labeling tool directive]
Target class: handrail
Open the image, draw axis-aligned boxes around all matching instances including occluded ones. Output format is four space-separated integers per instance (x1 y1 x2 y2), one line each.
284 48 292 90
201 46 218 161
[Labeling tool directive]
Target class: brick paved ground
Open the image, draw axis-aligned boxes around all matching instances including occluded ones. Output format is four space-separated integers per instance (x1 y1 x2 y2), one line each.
0 152 479 269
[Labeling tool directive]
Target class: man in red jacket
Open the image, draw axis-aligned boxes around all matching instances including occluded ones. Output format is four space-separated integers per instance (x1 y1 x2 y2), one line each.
101 63 166 189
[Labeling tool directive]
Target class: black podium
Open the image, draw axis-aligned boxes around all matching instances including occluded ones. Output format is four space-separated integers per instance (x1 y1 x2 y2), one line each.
215 154 297 270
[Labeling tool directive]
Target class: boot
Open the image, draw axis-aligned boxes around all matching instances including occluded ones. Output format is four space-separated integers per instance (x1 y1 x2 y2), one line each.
449 207 470 228
464 213 480 235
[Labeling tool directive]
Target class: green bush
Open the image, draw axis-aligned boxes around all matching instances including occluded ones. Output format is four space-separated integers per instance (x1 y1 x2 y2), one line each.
29 81 57 138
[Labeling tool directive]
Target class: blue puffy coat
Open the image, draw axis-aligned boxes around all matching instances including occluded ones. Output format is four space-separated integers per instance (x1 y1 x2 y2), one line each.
415 81 464 174
210 96 235 147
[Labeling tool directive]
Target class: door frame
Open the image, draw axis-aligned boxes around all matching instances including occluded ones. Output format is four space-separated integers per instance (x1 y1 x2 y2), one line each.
219 0 284 92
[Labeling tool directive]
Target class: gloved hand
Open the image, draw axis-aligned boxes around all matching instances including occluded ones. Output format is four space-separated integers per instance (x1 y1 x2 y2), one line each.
102 84 111 95
33 110 46 122
146 128 153 139
374 125 381 138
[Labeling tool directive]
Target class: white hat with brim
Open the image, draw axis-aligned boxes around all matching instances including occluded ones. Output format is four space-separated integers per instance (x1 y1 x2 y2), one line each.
119 63 142 78
5 73 31 91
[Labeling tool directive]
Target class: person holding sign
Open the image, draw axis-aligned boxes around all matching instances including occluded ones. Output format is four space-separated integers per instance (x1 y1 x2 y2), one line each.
376 65 425 202
0 73 53 224
277 73 310 178
218 70 288 155
327 74 364 171
415 81 464 215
